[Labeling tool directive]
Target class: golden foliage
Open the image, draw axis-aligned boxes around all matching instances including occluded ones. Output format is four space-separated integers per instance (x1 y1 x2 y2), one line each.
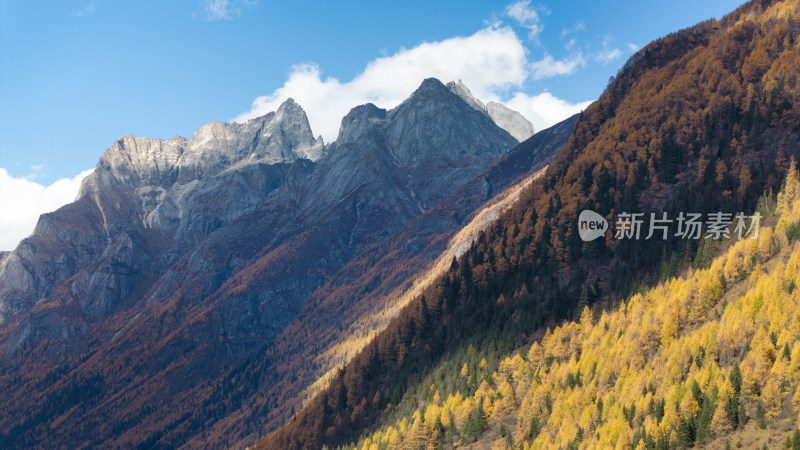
352 165 800 449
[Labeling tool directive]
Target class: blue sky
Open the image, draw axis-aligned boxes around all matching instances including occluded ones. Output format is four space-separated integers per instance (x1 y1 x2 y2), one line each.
0 0 745 250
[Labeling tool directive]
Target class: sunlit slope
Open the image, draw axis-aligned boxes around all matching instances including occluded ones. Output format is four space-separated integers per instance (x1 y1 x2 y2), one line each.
349 165 800 449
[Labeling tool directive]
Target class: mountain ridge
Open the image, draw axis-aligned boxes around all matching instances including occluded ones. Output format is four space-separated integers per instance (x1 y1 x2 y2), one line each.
0 77 540 449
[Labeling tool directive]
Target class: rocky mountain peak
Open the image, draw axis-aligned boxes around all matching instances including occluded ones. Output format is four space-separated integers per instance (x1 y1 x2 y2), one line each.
330 78 517 171
271 98 325 161
381 78 517 167
333 78 534 153
80 98 322 197
485 101 535 142
336 103 388 144
276 97 300 114
405 77 459 103
61 98 328 243
445 79 535 142
445 79 486 112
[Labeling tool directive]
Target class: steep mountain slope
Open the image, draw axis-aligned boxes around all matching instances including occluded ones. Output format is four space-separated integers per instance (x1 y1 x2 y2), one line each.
259 0 800 448
184 114 576 448
0 79 523 448
348 164 800 449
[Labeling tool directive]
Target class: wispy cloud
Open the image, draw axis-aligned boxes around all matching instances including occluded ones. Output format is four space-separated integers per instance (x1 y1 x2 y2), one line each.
530 52 585 79
505 0 544 42
593 35 623 64
594 48 622 63
25 165 45 181
565 38 578 51
502 2 589 79
561 20 586 38
483 13 503 30
71 0 95 17
198 0 257 21
0 168 93 251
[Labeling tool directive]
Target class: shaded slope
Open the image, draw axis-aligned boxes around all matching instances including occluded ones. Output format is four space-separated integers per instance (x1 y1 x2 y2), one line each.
180 115 577 448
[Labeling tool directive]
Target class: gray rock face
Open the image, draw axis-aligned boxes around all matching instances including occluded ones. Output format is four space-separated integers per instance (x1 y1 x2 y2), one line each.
486 101 536 142
79 97 323 235
446 79 487 112
446 79 535 142
0 98 320 327
137 77 519 347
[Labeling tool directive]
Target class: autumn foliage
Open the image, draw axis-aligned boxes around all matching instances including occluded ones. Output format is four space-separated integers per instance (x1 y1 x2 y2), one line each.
346 162 800 449
259 0 800 448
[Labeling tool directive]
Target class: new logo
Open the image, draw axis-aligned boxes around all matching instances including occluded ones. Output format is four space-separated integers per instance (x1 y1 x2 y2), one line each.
578 210 608 242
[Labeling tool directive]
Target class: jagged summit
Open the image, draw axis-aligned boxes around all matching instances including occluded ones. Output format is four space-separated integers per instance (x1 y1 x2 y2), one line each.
446 79 535 142
329 77 518 176
398 77 476 110
336 78 530 145
278 97 299 107
446 79 486 111
336 103 387 143
413 77 453 94
485 101 535 141
79 97 322 198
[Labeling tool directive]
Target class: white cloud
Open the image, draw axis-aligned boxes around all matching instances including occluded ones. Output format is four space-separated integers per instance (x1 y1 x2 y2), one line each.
593 34 623 64
504 92 592 131
71 0 95 17
234 27 530 143
594 48 622 63
26 165 44 180
483 13 503 30
0 168 93 251
202 0 230 20
199 0 256 21
561 20 586 38
505 0 544 41
627 43 640 52
530 52 585 79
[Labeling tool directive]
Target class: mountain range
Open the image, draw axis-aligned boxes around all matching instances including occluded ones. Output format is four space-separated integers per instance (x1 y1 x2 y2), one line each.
4 0 800 449
0 75 562 448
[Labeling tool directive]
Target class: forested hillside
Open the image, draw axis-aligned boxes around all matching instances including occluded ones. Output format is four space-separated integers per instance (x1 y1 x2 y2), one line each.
175 114 576 449
346 164 800 448
259 0 800 448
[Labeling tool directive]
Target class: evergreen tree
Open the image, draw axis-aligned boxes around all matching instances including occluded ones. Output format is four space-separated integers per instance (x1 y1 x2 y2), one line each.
677 417 696 447
463 398 487 441
529 415 540 441
696 394 715 443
